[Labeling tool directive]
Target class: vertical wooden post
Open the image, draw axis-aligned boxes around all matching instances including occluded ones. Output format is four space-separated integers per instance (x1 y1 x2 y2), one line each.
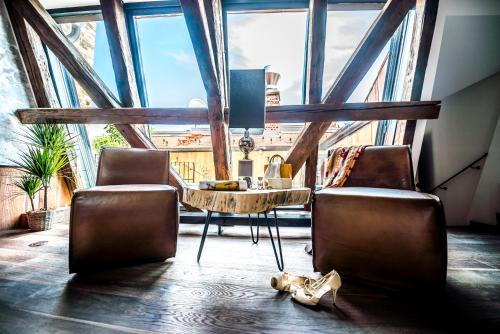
180 0 231 180
100 0 141 108
303 0 327 209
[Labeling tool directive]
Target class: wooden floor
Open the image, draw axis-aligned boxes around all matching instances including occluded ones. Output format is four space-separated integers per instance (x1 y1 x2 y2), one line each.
0 223 499 333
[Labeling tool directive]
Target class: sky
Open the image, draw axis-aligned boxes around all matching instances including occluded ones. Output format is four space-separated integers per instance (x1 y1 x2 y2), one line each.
90 9 387 135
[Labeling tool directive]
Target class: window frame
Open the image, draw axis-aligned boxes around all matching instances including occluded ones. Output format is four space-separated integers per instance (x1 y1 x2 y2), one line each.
46 0 394 188
48 0 388 110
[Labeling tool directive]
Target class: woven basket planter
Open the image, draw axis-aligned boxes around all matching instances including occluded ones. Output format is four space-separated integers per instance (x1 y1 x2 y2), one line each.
27 210 55 231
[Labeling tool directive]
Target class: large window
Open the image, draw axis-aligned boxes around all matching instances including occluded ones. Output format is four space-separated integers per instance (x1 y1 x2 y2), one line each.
46 1 413 188
130 11 213 182
133 14 207 113
322 9 387 102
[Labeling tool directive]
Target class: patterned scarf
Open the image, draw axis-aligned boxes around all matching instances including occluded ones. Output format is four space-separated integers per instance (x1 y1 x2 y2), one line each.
323 145 369 188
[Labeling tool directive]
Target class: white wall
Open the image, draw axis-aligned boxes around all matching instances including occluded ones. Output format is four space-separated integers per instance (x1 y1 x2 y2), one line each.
468 115 500 225
410 0 500 226
419 73 500 225
411 0 500 172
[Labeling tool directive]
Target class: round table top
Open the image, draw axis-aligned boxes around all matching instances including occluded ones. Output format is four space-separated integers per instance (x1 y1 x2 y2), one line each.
182 187 311 214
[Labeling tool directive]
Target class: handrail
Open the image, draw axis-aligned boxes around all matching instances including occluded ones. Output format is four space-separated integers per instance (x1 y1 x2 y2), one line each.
430 153 488 193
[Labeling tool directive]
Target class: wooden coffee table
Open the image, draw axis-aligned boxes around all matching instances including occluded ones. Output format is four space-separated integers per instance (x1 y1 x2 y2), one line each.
183 187 311 271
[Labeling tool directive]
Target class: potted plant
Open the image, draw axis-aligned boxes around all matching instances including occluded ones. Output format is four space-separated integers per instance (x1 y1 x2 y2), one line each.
13 174 42 213
12 124 74 231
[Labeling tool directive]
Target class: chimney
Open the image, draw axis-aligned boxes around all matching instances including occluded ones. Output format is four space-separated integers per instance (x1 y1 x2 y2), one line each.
265 65 280 106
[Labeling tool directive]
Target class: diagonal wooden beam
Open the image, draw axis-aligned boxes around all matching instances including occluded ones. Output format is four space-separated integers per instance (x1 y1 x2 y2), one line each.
286 0 416 177
403 0 439 145
303 0 328 201
100 0 141 108
17 101 441 124
180 0 231 180
202 0 227 103
6 2 56 108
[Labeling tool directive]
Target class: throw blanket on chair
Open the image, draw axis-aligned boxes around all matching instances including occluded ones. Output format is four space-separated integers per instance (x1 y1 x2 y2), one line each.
323 145 368 188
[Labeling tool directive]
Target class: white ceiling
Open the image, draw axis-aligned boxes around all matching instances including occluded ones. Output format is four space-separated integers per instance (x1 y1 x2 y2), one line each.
40 0 161 10
432 15 500 99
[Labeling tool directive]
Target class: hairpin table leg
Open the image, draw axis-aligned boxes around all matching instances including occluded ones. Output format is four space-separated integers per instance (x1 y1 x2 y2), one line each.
264 209 284 271
249 213 260 244
197 211 212 262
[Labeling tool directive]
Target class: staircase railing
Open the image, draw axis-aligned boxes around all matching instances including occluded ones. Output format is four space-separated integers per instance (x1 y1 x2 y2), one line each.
429 153 488 193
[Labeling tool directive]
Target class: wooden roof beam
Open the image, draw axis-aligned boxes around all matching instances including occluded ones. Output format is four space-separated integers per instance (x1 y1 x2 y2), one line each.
17 101 441 124
303 0 328 200
6 3 55 108
180 0 231 180
100 0 141 108
285 0 416 177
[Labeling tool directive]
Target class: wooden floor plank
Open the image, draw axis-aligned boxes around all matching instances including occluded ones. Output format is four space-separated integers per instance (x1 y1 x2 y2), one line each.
0 224 499 333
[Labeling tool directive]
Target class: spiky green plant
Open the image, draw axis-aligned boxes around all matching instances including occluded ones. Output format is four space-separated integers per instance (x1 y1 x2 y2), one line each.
11 124 74 210
15 146 69 210
21 124 73 153
13 174 42 211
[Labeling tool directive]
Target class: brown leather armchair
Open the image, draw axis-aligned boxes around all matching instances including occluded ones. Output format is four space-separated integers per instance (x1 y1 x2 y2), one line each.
312 146 447 290
69 148 179 273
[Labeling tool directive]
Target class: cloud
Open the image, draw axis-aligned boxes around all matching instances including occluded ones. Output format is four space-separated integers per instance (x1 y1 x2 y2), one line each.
227 11 308 104
226 9 384 104
163 50 196 67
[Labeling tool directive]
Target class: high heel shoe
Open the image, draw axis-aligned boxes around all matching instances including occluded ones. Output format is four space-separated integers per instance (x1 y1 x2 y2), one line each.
291 270 341 306
271 272 314 293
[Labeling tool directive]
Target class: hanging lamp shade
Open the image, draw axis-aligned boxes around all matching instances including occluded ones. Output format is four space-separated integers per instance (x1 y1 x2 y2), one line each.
228 69 266 135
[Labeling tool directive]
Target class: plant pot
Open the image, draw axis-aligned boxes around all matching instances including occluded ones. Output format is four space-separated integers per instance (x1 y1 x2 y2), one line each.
27 210 55 231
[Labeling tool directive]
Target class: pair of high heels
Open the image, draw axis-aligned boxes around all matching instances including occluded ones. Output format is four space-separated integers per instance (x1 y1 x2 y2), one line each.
271 270 341 306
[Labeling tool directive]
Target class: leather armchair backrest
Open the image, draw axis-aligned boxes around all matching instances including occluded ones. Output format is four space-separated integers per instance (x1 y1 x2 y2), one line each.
343 145 415 190
96 148 169 186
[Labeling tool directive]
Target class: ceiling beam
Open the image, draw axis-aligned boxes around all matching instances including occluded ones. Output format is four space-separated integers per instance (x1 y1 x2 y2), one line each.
17 101 441 124
100 0 141 108
6 2 56 108
204 0 227 103
304 0 328 200
285 0 416 177
403 0 439 145
180 0 231 180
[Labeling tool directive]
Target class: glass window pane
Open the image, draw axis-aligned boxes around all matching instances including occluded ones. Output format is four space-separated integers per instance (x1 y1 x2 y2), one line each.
225 10 307 186
134 13 211 182
227 11 308 105
322 10 380 100
134 14 207 133
60 21 119 106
